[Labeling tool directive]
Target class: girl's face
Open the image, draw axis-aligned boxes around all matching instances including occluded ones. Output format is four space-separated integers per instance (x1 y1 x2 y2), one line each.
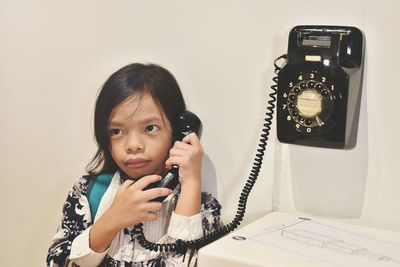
108 92 173 180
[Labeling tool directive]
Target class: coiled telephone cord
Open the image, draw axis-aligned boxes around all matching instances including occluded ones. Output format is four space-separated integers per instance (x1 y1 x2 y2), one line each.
134 54 288 254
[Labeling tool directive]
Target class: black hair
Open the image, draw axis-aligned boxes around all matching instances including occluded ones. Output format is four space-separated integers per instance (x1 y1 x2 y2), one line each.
86 63 186 175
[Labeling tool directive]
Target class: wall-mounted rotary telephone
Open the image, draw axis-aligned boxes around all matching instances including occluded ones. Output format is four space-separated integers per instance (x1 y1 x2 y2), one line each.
136 25 365 253
277 25 364 148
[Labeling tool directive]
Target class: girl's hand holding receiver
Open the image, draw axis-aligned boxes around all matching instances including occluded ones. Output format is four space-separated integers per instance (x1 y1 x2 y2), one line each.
166 132 203 189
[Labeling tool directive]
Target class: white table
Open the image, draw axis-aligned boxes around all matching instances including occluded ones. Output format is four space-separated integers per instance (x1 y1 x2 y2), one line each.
198 212 400 267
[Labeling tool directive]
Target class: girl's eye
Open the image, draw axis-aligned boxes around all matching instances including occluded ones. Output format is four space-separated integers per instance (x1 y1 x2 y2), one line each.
110 128 123 136
145 125 160 133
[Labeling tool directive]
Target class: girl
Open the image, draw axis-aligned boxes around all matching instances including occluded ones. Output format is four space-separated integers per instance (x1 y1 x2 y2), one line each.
47 63 222 267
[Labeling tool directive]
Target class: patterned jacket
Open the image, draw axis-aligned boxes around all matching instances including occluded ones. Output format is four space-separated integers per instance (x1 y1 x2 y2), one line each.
46 173 222 267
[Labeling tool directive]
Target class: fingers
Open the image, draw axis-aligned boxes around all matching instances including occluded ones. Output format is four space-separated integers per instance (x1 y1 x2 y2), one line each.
146 201 163 212
133 175 162 190
181 132 201 145
144 212 158 221
120 179 135 191
138 203 163 222
113 176 172 226
143 187 172 201
175 133 203 153
166 133 203 168
131 175 173 201
173 133 200 149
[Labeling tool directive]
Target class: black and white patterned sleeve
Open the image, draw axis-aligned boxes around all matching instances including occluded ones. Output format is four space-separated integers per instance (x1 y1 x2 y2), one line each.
200 192 223 235
46 176 92 267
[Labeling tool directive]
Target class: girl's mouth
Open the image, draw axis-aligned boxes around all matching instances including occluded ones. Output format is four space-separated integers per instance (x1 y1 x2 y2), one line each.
125 158 150 169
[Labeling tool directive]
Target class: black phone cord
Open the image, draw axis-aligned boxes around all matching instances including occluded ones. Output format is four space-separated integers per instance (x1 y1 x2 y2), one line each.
134 54 288 255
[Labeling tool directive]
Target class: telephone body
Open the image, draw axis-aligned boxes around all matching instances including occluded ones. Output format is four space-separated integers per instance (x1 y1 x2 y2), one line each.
277 25 364 149
144 110 202 202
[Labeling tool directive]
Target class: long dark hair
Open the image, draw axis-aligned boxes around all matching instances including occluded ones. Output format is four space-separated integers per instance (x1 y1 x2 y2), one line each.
86 63 186 175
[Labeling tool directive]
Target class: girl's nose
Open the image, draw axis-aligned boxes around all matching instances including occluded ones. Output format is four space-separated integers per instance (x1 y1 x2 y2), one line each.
125 134 144 153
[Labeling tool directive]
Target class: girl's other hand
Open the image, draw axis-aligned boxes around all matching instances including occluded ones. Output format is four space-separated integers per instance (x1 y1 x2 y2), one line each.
90 175 172 253
106 175 172 230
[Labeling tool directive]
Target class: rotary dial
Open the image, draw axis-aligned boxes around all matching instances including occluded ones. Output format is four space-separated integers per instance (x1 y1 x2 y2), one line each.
283 71 340 134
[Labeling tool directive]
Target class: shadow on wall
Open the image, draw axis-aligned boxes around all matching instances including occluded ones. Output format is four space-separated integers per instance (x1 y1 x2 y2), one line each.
202 154 218 198
289 61 369 219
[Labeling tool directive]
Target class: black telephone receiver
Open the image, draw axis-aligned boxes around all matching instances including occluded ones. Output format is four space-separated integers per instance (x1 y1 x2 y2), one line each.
144 110 202 202
277 25 364 149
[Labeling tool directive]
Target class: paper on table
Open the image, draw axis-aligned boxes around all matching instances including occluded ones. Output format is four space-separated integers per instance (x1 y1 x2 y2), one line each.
248 218 400 267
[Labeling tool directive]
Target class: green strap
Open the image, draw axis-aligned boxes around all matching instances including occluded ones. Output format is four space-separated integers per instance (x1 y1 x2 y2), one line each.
88 173 114 219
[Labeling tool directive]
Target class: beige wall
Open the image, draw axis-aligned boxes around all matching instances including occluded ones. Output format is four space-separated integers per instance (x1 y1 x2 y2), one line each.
1 0 399 266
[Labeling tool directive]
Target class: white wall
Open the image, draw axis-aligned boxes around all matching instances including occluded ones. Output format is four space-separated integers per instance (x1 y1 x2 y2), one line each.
1 0 399 266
